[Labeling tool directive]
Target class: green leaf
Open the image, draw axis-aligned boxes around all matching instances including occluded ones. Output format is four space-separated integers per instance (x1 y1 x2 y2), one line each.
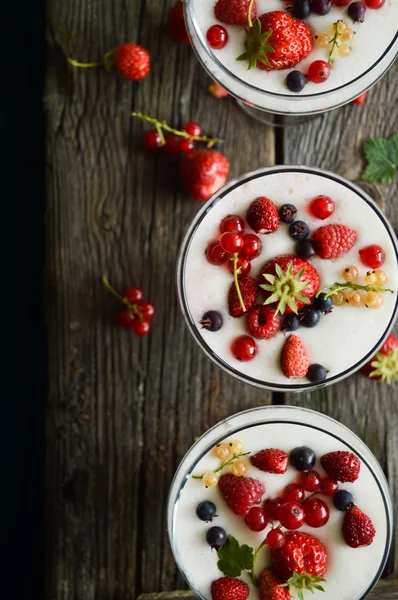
236 52 249 62
362 134 398 184
216 536 255 578
260 284 278 292
298 590 304 600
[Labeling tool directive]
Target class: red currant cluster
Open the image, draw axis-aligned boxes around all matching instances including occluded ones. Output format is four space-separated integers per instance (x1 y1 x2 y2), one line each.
102 276 155 338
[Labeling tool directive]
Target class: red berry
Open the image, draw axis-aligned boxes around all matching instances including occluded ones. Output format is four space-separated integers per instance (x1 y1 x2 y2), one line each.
278 501 305 530
206 240 228 265
211 578 249 600
353 92 367 105
300 470 321 492
208 81 229 98
206 24 229 49
180 139 195 153
164 134 182 155
240 234 262 259
245 507 268 531
228 257 251 278
220 214 245 234
312 224 357 259
264 498 286 520
304 498 330 528
364 0 385 7
218 474 265 516
342 504 376 548
179 150 230 202
220 231 244 254
168 1 190 44
359 244 386 269
132 319 151 337
144 130 163 151
231 335 258 361
138 301 156 320
321 451 360 483
247 305 280 340
111 43 150 80
266 529 285 549
215 0 257 25
309 195 335 220
283 483 305 503
333 0 350 4
183 122 202 137
307 60 331 83
319 477 338 496
118 309 136 328
125 287 143 303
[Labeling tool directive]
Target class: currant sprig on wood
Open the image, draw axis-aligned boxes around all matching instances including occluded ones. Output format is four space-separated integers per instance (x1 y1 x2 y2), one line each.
102 275 143 318
317 281 394 299
131 112 223 148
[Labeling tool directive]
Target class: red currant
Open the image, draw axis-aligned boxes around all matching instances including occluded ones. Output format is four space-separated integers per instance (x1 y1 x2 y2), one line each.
266 528 285 549
132 319 151 337
125 287 143 303
300 470 321 492
220 231 244 254
353 93 367 105
264 498 285 520
283 483 305 503
206 240 228 265
304 497 330 528
183 122 202 137
138 301 156 320
144 130 163 151
179 139 195 153
231 335 258 361
220 214 245 234
364 0 385 7
319 477 338 496
359 245 386 269
307 60 331 84
240 234 262 259
245 507 268 531
118 309 136 328
206 24 229 49
309 195 335 220
163 134 182 155
228 257 251 278
278 501 305 530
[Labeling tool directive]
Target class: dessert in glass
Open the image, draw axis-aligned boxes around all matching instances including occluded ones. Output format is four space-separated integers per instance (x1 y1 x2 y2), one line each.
168 405 392 600
184 0 398 119
176 166 398 392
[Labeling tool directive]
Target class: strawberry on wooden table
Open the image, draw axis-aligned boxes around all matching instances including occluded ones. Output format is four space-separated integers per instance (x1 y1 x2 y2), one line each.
342 505 376 548
250 448 288 474
68 43 151 80
281 334 309 378
218 473 265 516
320 450 360 483
211 577 249 600
179 150 229 201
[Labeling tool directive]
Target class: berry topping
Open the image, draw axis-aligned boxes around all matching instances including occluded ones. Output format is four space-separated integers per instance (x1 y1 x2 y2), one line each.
213 443 233 461
311 0 332 14
301 470 321 492
279 204 298 224
304 498 330 528
203 472 220 487
264 498 286 520
109 43 150 80
132 320 151 337
307 60 331 83
342 505 376 548
247 305 280 339
231 460 248 477
220 232 244 254
359 244 386 268
286 70 307 93
207 527 227 550
364 0 385 7
143 130 163 151
228 276 258 317
200 311 224 332
281 335 310 378
259 568 290 600
290 446 316 471
251 449 288 474
245 507 268 531
291 0 311 18
321 451 360 482
207 25 229 49
138 301 156 320
309 195 335 220
220 214 245 234
211 577 250 600
348 1 367 21
118 309 136 329
247 197 280 234
228 257 251 278
206 240 228 265
271 531 328 580
278 501 305 529
314 293 333 313
179 150 230 202
125 287 143 303
282 314 300 332
307 364 328 383
289 221 310 241
183 122 202 137
240 234 262 259
215 0 257 25
168 1 190 44
231 335 258 361
312 224 357 259
283 483 305 503
300 307 321 328
196 501 217 522
265 530 286 551
296 239 315 259
334 490 354 511
319 477 338 496
218 473 265 516
179 139 195 153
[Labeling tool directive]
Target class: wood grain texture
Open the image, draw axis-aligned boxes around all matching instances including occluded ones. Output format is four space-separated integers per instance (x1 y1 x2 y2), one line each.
45 1 275 599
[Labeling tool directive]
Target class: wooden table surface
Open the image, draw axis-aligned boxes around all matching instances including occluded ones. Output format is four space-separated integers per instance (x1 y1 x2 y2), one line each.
45 1 398 598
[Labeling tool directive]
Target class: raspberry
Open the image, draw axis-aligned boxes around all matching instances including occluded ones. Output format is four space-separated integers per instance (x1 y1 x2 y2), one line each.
247 306 280 339
312 224 357 259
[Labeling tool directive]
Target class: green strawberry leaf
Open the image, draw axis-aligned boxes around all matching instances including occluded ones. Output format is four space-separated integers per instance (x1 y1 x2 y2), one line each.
216 535 255 577
362 134 398 184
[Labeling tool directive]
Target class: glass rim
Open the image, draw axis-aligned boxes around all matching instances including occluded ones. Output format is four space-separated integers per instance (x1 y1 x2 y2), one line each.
176 165 398 393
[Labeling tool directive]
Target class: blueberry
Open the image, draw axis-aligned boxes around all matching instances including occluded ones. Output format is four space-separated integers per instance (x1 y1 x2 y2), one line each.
348 1 366 22
333 490 354 511
292 0 311 18
196 501 217 522
286 71 307 93
200 311 223 332
289 220 310 241
290 446 316 472
314 293 333 313
296 239 315 259
282 314 300 332
206 526 227 550
307 363 328 382
300 308 321 328
279 203 298 223
311 0 331 15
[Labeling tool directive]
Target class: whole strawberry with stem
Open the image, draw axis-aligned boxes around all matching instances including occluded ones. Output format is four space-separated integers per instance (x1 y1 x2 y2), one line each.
68 43 150 80
271 531 327 582
361 333 398 383
102 275 155 337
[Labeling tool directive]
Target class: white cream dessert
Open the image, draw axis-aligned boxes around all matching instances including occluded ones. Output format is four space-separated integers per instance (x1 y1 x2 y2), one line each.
177 167 398 391
185 0 398 114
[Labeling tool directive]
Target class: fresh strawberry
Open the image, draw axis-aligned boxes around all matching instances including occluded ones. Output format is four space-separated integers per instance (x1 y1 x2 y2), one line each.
247 305 280 339
259 255 320 314
168 1 190 44
271 531 327 581
247 197 280 234
208 81 229 98
281 335 309 378
215 0 257 26
211 577 250 600
361 333 398 383
353 92 367 105
179 150 229 201
320 451 360 483
109 43 150 80
251 449 288 474
228 277 258 318
259 568 290 600
312 224 357 259
218 473 265 516
342 505 376 548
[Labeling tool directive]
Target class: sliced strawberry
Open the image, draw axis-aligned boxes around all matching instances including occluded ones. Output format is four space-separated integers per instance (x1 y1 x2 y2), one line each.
342 505 376 548
312 224 357 259
281 335 309 378
247 197 280 234
247 305 280 339
320 451 360 483
228 276 258 318
251 449 288 474
218 473 265 516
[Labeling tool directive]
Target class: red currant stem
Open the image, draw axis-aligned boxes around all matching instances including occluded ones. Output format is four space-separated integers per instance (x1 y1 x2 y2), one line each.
101 275 143 320
191 451 250 479
247 0 255 27
328 20 343 64
131 112 223 147
248 539 267 586
67 57 104 68
317 281 394 299
233 253 246 313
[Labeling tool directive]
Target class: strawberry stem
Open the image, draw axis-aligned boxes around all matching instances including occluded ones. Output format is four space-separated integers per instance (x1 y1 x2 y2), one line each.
67 57 104 68
249 539 267 586
317 281 394 299
102 275 143 320
247 0 255 27
191 451 250 479
131 112 223 147
233 253 247 313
